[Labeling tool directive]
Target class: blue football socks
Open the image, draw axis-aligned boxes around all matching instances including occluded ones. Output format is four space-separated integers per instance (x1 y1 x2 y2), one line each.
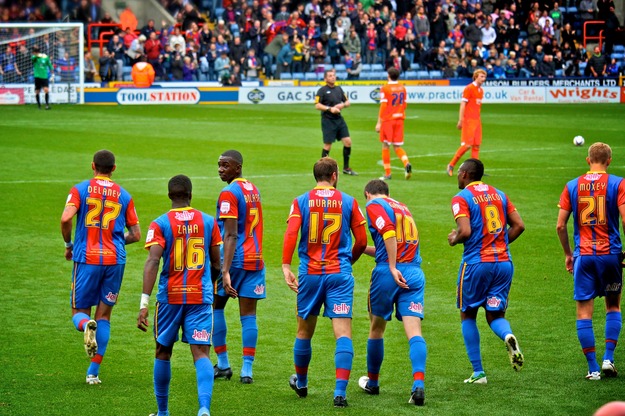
409 336 426 391
489 317 513 340
577 319 600 372
213 309 229 370
154 358 171 414
334 337 353 398
72 312 90 331
195 357 213 411
240 315 258 378
293 338 312 388
604 311 622 362
462 319 483 373
366 338 384 387
86 319 110 377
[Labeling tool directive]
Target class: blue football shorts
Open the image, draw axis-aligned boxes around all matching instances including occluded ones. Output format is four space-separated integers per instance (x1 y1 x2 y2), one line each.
71 263 125 309
456 261 513 312
154 303 213 347
297 272 354 320
573 254 623 301
369 263 425 321
216 266 266 299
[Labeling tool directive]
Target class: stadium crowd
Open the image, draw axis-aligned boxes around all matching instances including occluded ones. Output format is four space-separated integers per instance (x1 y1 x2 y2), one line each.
1 0 624 83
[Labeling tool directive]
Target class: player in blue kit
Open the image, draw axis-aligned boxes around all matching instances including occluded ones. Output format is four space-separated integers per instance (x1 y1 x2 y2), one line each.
61 149 141 385
557 142 625 380
137 175 225 416
448 158 526 384
282 157 367 407
358 179 427 405
213 150 265 384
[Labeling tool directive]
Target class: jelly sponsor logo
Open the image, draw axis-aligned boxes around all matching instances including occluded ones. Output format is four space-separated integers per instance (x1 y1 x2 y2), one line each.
486 297 501 308
408 302 423 314
175 210 195 221
192 329 210 342
117 88 200 105
333 303 351 314
254 284 265 295
105 292 118 303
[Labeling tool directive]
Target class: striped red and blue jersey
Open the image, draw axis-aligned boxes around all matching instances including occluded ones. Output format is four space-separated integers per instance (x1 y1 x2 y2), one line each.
216 178 264 270
366 196 421 266
66 176 139 265
145 208 223 305
287 186 366 275
451 181 516 264
558 171 625 256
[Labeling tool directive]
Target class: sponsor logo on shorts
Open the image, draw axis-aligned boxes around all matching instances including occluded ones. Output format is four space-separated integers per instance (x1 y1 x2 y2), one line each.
192 329 210 342
254 284 265 295
486 296 501 308
105 292 118 303
408 302 423 314
220 201 231 214
175 210 195 221
332 303 351 314
605 283 622 292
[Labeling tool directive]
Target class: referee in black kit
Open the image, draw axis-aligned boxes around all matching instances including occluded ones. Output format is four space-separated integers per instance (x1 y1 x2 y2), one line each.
314 68 358 176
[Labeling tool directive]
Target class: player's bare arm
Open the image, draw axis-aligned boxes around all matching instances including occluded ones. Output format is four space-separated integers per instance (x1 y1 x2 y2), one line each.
383 235 408 289
506 210 525 244
556 208 573 274
137 245 163 332
221 217 238 296
125 223 141 245
282 214 301 293
457 101 466 129
448 216 471 246
60 205 78 261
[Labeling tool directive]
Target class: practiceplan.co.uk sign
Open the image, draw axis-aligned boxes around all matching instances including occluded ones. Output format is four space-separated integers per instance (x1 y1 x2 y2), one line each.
116 88 200 105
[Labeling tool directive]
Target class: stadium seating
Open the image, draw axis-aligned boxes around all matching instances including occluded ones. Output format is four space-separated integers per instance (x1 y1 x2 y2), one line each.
291 72 305 80
361 63 372 72
614 45 625 53
334 64 346 72
280 73 292 80
416 70 430 79
404 70 418 79
429 70 443 79
304 72 317 80
410 63 421 70
335 71 348 80
123 66 132 81
371 63 384 72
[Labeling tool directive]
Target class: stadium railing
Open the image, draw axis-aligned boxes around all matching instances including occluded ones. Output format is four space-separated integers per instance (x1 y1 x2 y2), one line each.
583 20 605 49
87 23 122 52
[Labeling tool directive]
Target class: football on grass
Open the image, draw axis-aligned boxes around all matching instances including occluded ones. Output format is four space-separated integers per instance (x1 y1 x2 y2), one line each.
573 136 585 146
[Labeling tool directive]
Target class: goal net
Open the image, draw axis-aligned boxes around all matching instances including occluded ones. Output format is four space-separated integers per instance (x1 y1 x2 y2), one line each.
0 23 85 104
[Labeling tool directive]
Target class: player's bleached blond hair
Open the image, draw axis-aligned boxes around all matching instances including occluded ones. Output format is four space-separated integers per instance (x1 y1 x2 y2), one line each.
588 142 612 165
473 69 487 80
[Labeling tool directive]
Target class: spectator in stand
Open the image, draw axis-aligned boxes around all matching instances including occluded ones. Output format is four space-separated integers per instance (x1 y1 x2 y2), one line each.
310 40 327 65
204 42 218 81
328 31 342 65
108 33 125 82
199 23 213 56
378 22 393 67
214 19 233 42
607 58 621 76
464 18 482 48
344 27 361 58
414 6 430 50
431 5 449 47
16 43 32 81
561 23 576 46
230 36 247 69
127 34 146 66
291 36 305 73
540 54 556 78
141 19 157 38
579 0 596 25
182 56 195 81
131 55 155 87
84 50 96 82
527 17 542 48
263 32 288 80
549 3 564 29
186 22 201 46
0 45 21 83
276 39 294 78
245 48 260 79
171 45 185 80
215 50 231 83
275 3 290 23
180 3 202 31
527 58 540 77
365 22 378 64
168 26 186 54
248 20 263 56
215 34 229 56
481 20 496 47
186 40 200 79
603 6 621 56
503 58 518 78
347 52 362 79
56 51 76 82
98 49 116 83
587 46 607 78
123 27 138 50
145 31 162 79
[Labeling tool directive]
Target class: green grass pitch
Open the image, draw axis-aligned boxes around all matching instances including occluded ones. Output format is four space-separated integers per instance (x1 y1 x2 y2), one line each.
0 103 624 416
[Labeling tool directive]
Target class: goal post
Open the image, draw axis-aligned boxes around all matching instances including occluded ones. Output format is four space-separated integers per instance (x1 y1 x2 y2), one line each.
0 22 85 104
